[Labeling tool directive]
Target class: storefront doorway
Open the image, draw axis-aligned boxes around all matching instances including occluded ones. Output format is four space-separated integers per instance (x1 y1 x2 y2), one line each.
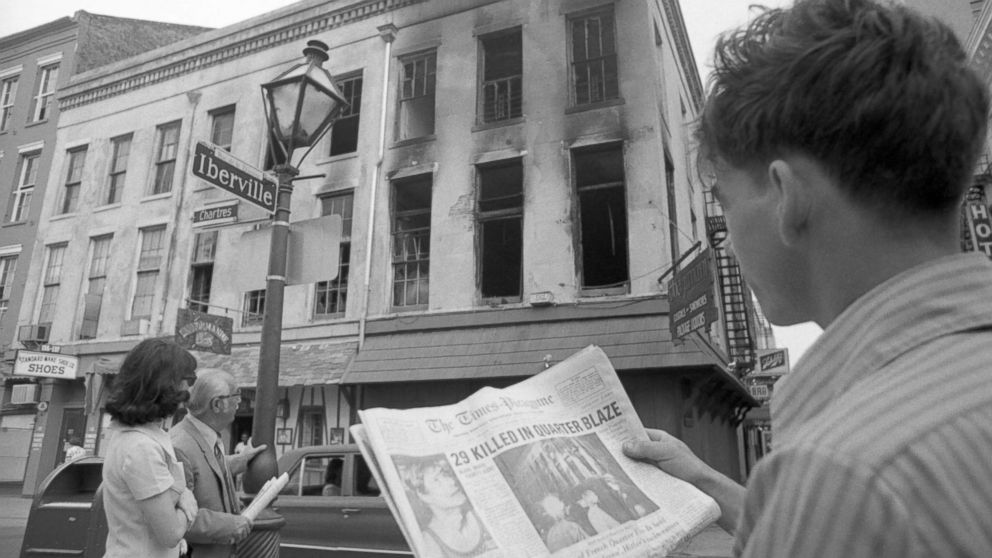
55 408 86 465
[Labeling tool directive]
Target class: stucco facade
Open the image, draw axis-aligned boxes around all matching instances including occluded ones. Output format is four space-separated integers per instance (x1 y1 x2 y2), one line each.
13 0 754 493
0 12 208 486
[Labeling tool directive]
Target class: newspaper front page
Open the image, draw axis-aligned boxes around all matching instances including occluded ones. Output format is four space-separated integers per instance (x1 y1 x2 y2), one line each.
351 345 720 558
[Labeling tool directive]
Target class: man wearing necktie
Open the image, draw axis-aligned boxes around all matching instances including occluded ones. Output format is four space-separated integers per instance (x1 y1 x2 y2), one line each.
172 368 267 558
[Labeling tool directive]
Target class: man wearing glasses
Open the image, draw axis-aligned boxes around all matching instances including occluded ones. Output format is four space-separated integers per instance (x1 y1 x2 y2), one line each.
171 368 267 557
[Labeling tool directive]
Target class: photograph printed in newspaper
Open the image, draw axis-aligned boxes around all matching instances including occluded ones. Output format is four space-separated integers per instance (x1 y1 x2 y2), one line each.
350 345 720 558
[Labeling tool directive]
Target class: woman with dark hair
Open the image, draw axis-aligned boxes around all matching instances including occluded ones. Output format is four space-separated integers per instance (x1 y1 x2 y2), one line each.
102 338 200 558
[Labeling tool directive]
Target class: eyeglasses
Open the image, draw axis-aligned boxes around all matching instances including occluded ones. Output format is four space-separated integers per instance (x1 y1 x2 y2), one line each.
215 392 242 404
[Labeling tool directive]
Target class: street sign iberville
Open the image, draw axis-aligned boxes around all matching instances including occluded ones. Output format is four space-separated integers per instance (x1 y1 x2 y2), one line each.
191 141 277 213
668 248 719 339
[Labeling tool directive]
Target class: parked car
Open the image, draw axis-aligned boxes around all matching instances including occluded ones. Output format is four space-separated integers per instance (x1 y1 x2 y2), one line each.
275 444 411 557
21 445 411 557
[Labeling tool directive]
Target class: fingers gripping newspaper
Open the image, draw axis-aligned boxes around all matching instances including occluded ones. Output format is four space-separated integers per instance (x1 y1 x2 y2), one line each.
351 345 720 558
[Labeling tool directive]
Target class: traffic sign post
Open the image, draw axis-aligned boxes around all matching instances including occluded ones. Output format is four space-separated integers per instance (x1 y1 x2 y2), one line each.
191 141 277 213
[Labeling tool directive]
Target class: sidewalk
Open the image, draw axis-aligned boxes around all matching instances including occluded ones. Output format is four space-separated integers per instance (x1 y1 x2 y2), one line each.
0 483 31 558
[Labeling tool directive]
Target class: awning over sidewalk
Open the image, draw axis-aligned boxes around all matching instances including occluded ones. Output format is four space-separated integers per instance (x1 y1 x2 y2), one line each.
343 298 729 384
77 341 357 388
195 341 358 387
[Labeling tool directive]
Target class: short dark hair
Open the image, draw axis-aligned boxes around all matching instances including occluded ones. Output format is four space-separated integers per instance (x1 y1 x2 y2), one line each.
105 338 197 426
698 0 989 215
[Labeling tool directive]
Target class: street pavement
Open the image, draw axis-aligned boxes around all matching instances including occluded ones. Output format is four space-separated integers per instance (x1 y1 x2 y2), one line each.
0 482 732 558
0 484 30 558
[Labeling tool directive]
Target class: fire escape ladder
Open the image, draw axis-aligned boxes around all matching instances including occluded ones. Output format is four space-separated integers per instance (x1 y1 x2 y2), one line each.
705 190 756 376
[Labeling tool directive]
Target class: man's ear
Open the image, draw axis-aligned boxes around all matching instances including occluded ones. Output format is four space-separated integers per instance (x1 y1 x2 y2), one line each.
768 159 811 246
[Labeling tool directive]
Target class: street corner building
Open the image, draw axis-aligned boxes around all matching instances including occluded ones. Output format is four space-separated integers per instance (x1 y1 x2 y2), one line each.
0 0 772 497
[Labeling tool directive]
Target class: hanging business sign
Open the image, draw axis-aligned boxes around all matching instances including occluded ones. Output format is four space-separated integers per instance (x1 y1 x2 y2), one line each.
748 348 790 377
668 249 719 339
191 141 277 213
13 350 80 380
175 308 233 355
964 202 992 258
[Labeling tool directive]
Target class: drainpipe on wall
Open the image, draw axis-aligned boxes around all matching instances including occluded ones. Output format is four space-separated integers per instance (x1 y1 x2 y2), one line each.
358 24 398 350
156 90 201 336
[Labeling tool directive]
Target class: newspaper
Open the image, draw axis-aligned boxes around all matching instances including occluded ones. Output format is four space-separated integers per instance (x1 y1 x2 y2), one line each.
350 345 720 558
240 472 288 521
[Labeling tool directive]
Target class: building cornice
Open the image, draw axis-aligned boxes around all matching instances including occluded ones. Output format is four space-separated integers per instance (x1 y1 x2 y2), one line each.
967 0 992 80
59 0 427 111
660 0 704 110
0 17 76 52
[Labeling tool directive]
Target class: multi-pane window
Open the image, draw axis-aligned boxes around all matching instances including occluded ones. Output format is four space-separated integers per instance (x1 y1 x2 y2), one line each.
151 121 181 194
6 152 38 222
391 176 432 307
243 290 265 326
664 152 679 261
32 64 58 122
80 235 112 339
39 243 67 326
188 231 217 313
574 144 628 291
314 193 353 317
106 134 131 205
132 226 166 319
329 75 362 156
479 29 522 123
60 147 87 214
569 7 619 106
0 77 17 132
210 106 235 152
299 407 324 447
397 51 436 140
0 255 17 325
477 161 523 301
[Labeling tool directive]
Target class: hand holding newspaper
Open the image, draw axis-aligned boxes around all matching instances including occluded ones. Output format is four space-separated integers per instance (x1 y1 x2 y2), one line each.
240 472 288 522
351 345 720 558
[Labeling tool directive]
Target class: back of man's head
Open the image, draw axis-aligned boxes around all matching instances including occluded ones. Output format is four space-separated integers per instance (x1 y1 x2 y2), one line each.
698 0 989 216
187 368 235 416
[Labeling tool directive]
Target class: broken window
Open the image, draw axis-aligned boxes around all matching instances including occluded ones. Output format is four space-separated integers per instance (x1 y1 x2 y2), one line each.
569 7 619 106
329 75 362 156
189 231 217 313
243 289 265 326
477 161 523 301
392 176 432 307
397 51 436 140
665 151 680 261
314 192 353 316
479 29 522 123
574 144 628 291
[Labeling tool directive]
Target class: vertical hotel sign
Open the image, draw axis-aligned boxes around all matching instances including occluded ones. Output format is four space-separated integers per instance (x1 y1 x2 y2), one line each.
965 202 992 258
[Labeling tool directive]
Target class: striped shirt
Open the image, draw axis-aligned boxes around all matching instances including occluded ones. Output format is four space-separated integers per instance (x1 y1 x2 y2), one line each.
735 253 992 558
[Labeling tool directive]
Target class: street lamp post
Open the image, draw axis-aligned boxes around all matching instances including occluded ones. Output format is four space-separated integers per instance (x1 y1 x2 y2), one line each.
245 39 347 493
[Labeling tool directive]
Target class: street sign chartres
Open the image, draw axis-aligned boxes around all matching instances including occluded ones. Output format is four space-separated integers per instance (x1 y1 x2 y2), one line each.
191 141 277 213
668 249 719 339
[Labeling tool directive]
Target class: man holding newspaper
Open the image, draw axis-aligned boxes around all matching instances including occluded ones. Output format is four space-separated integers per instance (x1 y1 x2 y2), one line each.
625 0 992 557
171 369 267 557
353 346 719 558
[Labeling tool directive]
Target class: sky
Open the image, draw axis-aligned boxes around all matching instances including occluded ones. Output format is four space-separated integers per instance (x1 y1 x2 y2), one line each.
0 0 822 363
